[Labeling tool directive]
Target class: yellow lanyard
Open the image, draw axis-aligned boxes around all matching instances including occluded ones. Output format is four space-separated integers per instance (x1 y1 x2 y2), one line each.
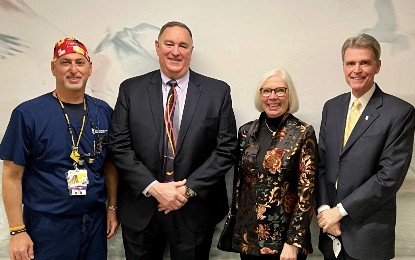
55 94 86 165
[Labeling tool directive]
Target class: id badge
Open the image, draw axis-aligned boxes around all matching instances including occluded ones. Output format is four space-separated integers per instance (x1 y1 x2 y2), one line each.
66 169 89 196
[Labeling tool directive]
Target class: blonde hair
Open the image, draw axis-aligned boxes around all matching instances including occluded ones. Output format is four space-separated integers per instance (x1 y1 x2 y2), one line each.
254 69 299 114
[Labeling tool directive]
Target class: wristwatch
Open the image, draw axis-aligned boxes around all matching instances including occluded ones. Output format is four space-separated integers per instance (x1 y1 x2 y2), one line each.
185 185 197 197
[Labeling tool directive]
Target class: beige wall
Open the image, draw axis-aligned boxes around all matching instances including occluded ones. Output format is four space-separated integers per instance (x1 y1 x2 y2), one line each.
1 0 415 258
1 1 414 174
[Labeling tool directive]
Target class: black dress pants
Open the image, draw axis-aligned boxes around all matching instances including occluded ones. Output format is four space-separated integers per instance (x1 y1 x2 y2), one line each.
320 234 362 260
121 210 216 260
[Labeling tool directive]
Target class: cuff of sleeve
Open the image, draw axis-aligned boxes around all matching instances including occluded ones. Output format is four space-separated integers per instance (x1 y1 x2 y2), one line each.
143 180 158 197
317 205 331 214
336 203 348 216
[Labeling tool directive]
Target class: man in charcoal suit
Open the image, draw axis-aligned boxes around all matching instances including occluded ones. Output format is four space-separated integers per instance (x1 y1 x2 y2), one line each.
109 21 237 260
317 33 415 260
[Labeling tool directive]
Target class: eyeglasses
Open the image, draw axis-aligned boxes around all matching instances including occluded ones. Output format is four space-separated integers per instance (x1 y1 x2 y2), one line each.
76 117 109 166
260 87 288 97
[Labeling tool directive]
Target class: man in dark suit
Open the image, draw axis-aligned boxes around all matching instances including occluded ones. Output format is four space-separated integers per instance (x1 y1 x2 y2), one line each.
109 21 238 260
317 33 415 260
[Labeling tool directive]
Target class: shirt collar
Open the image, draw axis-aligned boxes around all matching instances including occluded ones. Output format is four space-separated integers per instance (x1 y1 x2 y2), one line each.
348 83 376 110
160 70 190 91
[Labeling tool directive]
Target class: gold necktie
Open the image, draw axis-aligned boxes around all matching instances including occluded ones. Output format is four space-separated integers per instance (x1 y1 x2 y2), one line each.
343 99 362 146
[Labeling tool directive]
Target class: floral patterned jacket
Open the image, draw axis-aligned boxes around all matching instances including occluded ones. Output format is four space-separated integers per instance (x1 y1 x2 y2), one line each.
232 113 317 255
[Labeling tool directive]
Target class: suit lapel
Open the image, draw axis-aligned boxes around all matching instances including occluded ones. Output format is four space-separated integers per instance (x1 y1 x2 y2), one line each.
147 71 164 156
342 85 382 153
336 95 350 156
176 71 202 154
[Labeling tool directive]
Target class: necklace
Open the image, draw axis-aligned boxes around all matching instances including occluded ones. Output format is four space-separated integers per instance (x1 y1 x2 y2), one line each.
264 120 277 137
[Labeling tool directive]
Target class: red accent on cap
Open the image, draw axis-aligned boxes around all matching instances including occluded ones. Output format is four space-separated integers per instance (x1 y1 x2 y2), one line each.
53 37 90 62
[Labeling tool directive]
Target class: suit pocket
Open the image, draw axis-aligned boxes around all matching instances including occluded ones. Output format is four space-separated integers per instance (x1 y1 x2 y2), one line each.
351 133 385 158
359 133 384 144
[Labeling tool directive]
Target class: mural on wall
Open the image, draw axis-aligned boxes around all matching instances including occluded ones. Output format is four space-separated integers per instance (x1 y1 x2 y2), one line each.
0 0 36 15
0 0 414 176
0 0 414 168
90 23 160 106
0 0 65 58
362 0 410 53
0 34 27 59
0 0 34 59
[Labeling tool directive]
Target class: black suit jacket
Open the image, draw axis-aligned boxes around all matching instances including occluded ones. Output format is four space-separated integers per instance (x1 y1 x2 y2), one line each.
109 69 238 232
317 85 415 259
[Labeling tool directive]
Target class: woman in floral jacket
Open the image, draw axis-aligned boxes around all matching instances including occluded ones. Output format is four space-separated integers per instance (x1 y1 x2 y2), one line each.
232 69 318 260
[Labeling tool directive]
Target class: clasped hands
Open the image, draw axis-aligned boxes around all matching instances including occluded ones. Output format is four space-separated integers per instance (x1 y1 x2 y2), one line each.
149 179 189 214
317 207 343 236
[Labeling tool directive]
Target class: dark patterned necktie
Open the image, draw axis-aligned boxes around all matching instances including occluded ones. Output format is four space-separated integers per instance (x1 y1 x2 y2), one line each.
163 80 179 182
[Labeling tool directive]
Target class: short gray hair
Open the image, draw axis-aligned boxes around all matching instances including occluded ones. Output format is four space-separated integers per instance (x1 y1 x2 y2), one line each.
341 33 381 61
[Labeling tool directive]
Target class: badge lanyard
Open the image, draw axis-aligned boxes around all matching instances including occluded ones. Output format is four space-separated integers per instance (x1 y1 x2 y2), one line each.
55 93 86 169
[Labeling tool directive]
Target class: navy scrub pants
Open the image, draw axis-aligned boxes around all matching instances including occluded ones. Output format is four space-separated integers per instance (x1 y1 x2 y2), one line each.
23 207 107 260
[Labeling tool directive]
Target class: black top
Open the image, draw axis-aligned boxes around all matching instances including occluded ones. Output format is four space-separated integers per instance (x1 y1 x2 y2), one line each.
256 113 283 169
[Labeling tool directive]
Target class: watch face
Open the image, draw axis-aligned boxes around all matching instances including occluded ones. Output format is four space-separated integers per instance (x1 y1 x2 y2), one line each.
186 187 195 197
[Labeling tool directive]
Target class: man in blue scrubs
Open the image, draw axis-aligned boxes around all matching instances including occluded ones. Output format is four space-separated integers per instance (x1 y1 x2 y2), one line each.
0 37 119 259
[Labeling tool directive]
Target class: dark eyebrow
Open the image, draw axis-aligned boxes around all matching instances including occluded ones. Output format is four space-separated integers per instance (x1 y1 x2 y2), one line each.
60 58 86 62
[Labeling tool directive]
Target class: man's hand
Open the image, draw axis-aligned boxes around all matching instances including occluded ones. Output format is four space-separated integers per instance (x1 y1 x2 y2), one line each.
326 222 342 236
157 185 188 214
280 243 298 260
317 207 343 233
9 232 34 260
149 180 188 213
